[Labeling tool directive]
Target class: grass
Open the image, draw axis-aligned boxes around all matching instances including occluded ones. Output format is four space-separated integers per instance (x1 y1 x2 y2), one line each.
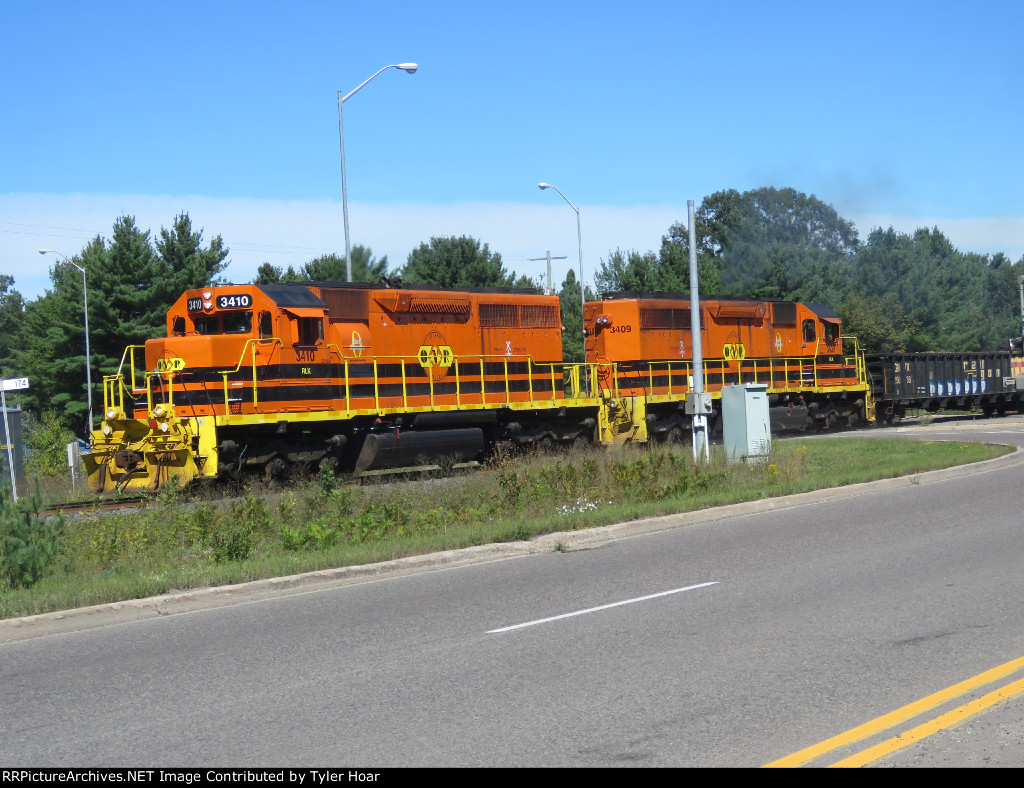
0 436 1011 619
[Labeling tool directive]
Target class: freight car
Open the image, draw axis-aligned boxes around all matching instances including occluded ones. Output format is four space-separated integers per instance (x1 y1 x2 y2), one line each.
85 282 600 493
583 293 870 441
866 351 1022 423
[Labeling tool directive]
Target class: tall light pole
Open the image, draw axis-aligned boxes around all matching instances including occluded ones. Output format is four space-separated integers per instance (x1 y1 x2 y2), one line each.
39 249 93 434
538 183 586 390
339 62 418 282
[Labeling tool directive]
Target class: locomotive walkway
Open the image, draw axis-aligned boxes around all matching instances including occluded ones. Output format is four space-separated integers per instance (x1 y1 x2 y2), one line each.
3 418 1022 645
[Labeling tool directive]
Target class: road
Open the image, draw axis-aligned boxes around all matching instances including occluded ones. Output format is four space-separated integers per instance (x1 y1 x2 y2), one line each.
3 419 1024 767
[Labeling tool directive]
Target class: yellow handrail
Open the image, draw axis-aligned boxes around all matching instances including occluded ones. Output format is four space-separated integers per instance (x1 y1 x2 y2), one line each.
214 342 593 416
216 338 283 415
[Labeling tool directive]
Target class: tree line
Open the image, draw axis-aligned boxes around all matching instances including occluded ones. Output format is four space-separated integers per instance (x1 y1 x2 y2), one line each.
2 186 1022 437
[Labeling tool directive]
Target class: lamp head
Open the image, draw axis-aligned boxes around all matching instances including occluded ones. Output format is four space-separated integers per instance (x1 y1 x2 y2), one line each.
38 249 53 255
538 183 551 190
398 63 418 73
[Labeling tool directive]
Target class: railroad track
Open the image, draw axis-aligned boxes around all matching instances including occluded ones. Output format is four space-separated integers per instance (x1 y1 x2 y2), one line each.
41 495 152 518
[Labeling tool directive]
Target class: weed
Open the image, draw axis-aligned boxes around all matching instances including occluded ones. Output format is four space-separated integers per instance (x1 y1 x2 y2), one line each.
205 520 255 563
497 521 532 543
499 467 524 508
281 518 339 552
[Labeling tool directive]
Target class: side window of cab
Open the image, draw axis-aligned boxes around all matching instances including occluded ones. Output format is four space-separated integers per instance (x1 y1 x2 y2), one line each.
259 312 273 339
802 319 816 343
297 317 324 345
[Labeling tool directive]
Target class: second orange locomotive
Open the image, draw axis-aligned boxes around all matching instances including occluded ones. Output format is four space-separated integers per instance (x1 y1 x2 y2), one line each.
585 292 868 438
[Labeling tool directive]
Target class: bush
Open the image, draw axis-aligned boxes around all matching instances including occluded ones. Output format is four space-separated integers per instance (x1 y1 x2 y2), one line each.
0 482 66 588
24 410 75 479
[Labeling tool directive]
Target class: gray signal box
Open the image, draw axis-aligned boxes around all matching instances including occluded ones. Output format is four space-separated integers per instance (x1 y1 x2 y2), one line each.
722 384 771 462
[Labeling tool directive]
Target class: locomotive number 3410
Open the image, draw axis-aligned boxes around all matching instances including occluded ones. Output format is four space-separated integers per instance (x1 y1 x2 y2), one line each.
186 294 253 312
216 294 252 309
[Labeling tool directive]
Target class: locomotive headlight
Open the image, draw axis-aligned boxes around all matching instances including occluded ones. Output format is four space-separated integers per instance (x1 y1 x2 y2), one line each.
153 406 164 417
106 408 118 420
159 422 170 433
102 424 112 436
203 290 212 300
203 299 213 311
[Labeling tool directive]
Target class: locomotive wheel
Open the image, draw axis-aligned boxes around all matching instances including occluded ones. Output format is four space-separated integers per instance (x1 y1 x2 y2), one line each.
265 457 287 480
665 424 688 445
823 409 839 431
846 410 861 429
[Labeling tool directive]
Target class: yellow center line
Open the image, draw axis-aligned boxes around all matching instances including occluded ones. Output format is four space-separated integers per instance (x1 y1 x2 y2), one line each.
763 654 1024 768
831 674 1024 768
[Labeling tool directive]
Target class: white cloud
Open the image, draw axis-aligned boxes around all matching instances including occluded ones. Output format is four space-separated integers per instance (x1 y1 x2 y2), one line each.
0 193 686 300
848 214 1024 261
2 194 1022 303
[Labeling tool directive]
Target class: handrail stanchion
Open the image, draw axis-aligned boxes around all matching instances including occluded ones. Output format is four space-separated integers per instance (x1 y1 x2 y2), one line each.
404 354 410 408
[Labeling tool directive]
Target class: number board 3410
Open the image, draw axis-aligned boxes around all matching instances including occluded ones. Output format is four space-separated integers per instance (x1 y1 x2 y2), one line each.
216 294 252 309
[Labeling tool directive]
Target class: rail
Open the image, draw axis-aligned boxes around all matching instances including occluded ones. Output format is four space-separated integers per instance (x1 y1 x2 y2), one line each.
101 345 148 417
215 337 283 413
208 342 595 417
99 338 870 422
600 348 869 399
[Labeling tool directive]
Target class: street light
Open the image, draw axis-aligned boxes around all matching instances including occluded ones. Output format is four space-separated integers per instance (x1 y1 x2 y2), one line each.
39 249 93 434
538 182 586 390
338 62 418 281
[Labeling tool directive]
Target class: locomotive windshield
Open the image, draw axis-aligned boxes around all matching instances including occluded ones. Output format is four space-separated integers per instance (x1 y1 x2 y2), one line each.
193 311 253 335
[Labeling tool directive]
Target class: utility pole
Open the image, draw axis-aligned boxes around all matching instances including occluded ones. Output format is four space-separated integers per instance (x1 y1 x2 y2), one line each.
526 251 567 295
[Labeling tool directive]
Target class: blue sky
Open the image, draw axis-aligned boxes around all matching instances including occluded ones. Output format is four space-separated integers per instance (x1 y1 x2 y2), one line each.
3 0 1022 299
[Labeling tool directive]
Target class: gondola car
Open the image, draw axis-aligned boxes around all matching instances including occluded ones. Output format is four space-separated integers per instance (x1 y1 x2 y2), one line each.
865 351 1021 423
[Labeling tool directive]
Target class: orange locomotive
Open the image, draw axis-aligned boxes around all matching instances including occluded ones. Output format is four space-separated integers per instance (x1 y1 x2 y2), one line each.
87 282 597 492
584 293 869 438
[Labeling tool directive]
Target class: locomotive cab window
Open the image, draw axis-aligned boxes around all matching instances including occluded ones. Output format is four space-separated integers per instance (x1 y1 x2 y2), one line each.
223 311 253 334
195 316 220 335
296 317 324 345
823 321 839 343
259 311 273 339
802 319 816 343
171 316 186 336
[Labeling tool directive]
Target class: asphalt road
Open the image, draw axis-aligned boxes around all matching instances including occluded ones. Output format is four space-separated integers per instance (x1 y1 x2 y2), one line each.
4 418 1024 767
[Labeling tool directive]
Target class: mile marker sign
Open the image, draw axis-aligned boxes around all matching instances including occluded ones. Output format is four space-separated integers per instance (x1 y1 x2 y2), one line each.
1 377 28 501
